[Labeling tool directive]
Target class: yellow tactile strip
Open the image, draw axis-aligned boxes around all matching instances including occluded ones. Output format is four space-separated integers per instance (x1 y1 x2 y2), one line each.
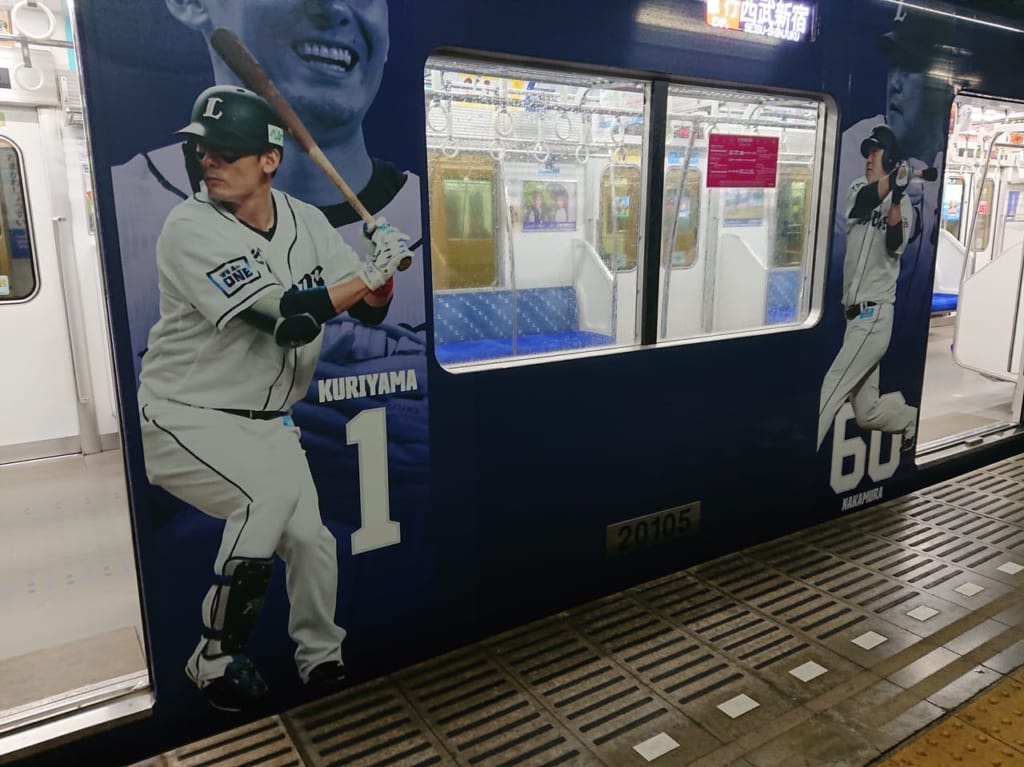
880 671 1024 766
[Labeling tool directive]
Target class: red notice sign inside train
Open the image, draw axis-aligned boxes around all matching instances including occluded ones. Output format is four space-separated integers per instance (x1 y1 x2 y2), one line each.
706 134 779 188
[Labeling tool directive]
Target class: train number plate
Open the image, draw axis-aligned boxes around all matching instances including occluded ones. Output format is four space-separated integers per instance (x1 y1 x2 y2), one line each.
606 502 700 558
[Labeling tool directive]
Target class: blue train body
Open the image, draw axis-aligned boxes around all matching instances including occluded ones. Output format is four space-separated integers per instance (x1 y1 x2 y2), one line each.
15 0 1024 763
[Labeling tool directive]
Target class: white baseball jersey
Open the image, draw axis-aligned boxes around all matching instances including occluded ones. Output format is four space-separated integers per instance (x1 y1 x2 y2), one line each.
818 176 917 449
112 145 424 381
138 188 360 410
838 117 943 298
842 177 913 306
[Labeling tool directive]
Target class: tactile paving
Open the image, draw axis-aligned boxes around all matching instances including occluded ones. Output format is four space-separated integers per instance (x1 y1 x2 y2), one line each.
163 717 302 766
131 452 1024 767
887 716 1024 766
286 678 455 767
957 676 1024 751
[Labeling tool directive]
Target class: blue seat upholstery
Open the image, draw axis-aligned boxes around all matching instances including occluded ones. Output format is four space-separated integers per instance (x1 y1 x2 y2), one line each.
766 268 801 325
434 286 613 363
932 292 958 313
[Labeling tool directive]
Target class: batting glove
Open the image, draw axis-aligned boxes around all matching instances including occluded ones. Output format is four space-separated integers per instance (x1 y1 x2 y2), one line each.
361 216 388 260
358 217 412 290
890 162 910 203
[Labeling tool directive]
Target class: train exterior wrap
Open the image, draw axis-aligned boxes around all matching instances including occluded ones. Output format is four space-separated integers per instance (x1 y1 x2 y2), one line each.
20 0 1024 762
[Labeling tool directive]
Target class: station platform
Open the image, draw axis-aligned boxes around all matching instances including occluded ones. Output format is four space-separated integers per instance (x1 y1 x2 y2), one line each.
127 453 1024 767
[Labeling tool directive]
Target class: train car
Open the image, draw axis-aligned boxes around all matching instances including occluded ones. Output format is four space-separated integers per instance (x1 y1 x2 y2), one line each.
6 0 1024 763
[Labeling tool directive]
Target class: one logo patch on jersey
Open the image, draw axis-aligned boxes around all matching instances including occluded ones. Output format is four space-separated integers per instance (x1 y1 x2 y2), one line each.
207 256 260 297
250 247 265 265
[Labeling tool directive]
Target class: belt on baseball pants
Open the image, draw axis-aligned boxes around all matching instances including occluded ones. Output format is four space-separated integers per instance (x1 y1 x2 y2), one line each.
845 302 877 320
215 408 289 420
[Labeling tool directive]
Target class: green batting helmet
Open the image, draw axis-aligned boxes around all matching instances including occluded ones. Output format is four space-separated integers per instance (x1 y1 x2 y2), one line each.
177 86 285 154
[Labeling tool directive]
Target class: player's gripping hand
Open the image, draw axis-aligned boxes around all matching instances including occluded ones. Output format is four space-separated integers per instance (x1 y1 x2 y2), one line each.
889 162 911 203
358 216 413 290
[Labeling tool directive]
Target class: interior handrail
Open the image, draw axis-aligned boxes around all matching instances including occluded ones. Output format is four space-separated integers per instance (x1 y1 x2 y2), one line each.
958 126 1024 287
571 238 614 286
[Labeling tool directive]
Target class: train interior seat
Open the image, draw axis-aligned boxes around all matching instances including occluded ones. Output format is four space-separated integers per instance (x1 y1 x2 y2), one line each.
433 286 614 364
932 292 959 313
766 267 801 324
932 228 965 314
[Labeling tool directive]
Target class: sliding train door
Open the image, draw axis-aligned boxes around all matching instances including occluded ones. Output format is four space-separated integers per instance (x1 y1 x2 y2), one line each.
919 95 1024 455
0 106 88 462
0 100 112 460
0 35 147 757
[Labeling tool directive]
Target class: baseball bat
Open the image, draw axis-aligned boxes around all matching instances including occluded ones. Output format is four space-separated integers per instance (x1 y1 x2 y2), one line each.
210 28 412 271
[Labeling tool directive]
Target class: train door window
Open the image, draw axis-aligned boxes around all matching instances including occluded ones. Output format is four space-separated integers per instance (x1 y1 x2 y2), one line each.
425 56 647 370
662 166 701 268
774 166 812 268
943 176 964 239
975 178 995 252
599 164 641 270
0 140 35 301
428 152 498 289
659 85 830 341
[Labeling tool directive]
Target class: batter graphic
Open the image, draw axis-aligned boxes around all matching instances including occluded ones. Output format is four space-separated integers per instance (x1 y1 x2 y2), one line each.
137 86 412 711
114 0 424 381
837 10 953 324
818 125 919 451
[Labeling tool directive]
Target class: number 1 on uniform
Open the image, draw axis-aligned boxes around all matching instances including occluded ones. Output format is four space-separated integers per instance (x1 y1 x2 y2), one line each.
347 407 401 554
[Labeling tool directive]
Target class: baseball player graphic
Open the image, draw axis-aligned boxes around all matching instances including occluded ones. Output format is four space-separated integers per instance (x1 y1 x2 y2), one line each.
818 125 919 452
113 0 424 382
137 86 412 712
111 0 431 692
837 10 954 319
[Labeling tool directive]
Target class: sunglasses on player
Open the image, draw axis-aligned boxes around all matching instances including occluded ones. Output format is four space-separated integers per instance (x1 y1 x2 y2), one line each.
192 143 258 165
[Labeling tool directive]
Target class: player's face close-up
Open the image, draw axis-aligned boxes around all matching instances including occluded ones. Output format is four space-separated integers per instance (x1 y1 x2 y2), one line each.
199 0 390 135
197 143 277 204
865 148 886 183
886 64 925 148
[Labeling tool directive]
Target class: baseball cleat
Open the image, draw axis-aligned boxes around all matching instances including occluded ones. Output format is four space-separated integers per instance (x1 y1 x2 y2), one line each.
196 655 270 712
304 660 348 694
900 409 919 455
900 427 917 455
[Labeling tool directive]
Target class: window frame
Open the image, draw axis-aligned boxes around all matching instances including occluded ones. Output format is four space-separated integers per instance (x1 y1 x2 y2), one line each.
663 165 702 270
427 150 501 291
0 136 39 304
423 51 838 372
773 164 814 269
654 83 836 345
975 177 996 253
598 162 644 273
942 175 965 241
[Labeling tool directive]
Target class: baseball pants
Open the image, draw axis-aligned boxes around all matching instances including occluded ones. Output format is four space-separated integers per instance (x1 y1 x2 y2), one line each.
139 399 345 683
817 302 916 449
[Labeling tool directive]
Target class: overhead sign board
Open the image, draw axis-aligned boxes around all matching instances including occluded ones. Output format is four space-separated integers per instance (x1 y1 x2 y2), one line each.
706 0 815 43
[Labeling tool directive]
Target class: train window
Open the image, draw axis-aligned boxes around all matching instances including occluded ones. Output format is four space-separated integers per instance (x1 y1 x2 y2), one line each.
659 85 828 340
428 152 498 289
425 56 647 369
774 165 812 268
663 166 701 268
599 164 642 271
975 178 995 252
942 176 964 240
0 140 36 301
